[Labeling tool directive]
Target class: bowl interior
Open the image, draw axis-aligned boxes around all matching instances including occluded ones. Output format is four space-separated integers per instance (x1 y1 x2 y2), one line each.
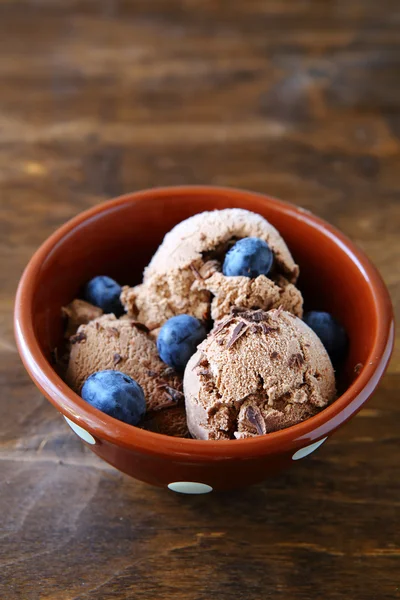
31 188 380 396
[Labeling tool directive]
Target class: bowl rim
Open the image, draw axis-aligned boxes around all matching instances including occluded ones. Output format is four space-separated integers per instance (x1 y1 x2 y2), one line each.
14 185 394 460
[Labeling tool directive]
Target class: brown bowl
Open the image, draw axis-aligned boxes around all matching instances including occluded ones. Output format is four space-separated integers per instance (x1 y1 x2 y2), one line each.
14 187 394 493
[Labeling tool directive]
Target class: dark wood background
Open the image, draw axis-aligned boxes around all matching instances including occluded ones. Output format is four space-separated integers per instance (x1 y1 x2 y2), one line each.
1 2 399 598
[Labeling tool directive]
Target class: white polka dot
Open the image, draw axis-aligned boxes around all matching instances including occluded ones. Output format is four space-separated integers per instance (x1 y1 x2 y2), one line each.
168 481 213 494
64 416 96 445
292 437 328 460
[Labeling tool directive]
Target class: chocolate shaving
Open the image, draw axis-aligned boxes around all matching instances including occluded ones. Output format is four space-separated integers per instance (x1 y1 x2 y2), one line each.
250 325 258 334
198 369 210 376
113 353 123 365
213 316 234 336
216 338 224 346
190 264 203 280
245 406 266 435
249 310 266 322
227 321 248 348
164 386 185 403
108 327 119 338
260 322 278 335
160 366 175 377
147 370 159 378
95 321 101 331
191 353 208 371
288 353 304 368
230 309 272 325
131 321 150 334
244 309 267 322
231 306 246 315
270 351 279 360
70 331 87 344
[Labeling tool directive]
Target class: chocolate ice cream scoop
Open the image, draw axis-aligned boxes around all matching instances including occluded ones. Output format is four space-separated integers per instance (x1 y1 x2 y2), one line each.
183 308 336 440
62 299 103 338
192 270 303 322
121 209 302 330
142 404 190 438
65 314 183 413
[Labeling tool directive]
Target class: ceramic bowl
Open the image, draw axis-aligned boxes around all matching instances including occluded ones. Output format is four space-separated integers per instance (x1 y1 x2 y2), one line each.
14 187 394 493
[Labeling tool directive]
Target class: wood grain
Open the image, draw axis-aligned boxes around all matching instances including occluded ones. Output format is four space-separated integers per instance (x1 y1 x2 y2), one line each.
0 1 399 598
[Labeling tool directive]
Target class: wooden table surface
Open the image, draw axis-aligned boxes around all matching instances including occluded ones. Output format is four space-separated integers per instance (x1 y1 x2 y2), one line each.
1 2 399 599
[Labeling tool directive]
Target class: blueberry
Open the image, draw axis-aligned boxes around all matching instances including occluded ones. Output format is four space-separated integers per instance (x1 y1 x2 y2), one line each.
81 370 146 426
157 314 207 371
83 276 124 316
222 237 274 278
303 311 349 368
